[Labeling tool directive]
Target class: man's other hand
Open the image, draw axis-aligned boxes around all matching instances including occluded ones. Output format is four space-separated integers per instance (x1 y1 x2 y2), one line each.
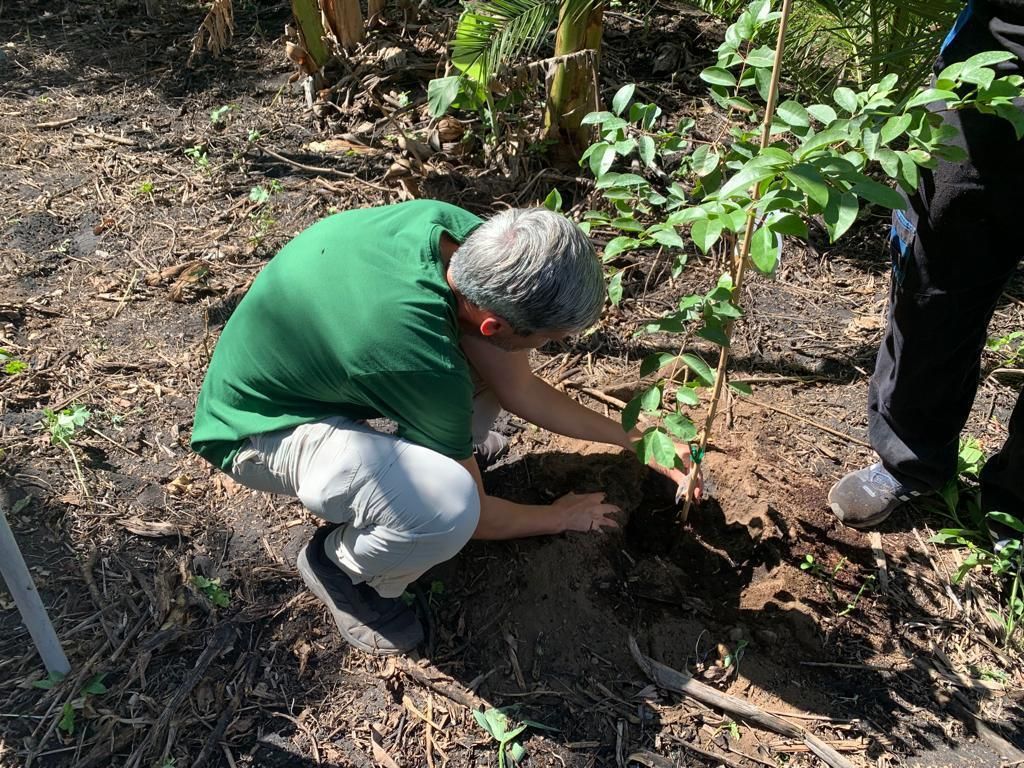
552 492 621 533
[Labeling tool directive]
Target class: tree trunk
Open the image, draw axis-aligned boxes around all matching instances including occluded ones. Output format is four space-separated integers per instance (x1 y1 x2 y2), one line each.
544 1 604 165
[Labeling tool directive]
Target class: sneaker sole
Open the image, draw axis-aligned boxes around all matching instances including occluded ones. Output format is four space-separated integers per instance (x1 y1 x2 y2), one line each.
296 546 410 656
827 500 893 529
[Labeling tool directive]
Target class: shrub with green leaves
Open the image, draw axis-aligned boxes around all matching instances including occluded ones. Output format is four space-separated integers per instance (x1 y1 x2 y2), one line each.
577 0 1024 506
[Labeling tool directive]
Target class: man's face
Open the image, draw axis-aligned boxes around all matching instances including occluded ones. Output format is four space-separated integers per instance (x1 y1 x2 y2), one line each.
483 327 570 352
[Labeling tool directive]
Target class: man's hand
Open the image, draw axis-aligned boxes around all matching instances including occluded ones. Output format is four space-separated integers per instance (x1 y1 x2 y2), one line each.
634 434 704 503
552 492 621 533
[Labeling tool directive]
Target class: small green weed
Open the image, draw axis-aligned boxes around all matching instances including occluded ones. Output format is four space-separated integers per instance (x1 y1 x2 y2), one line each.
192 575 230 607
42 404 91 499
799 553 874 616
987 331 1024 367
0 348 28 375
473 707 554 768
41 674 107 736
928 439 1024 646
185 145 209 169
248 179 283 204
137 179 155 196
247 128 262 143
209 104 235 125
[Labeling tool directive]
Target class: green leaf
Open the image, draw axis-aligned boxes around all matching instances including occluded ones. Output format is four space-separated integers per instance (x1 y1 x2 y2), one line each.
880 114 912 145
776 100 809 128
745 46 775 69
697 317 729 346
877 147 900 179
767 212 806 238
638 135 656 167
649 227 685 249
896 151 919 191
691 145 720 177
784 165 830 209
850 178 905 209
542 188 562 212
59 701 75 735
602 235 639 261
638 428 678 469
994 103 1024 140
676 386 700 406
427 76 461 118
640 385 662 412
796 125 850 158
823 190 859 241
509 742 527 764
664 412 697 441
987 511 1024 533
640 352 678 377
833 87 858 114
32 671 66 690
622 396 642 431
607 270 624 306
83 675 107 696
748 225 778 274
728 381 753 395
581 110 616 125
719 151 791 199
700 67 737 87
681 353 715 385
806 103 837 124
690 217 723 254
905 88 959 109
613 138 637 157
589 142 615 177
963 50 1015 70
612 84 635 116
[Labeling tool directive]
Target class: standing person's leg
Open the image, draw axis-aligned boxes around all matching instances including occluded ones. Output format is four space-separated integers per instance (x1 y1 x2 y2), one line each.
981 391 1024 520
230 416 480 654
830 105 1023 527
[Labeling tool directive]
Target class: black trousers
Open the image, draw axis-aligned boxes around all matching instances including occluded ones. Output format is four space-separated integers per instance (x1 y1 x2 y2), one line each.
868 102 1024 517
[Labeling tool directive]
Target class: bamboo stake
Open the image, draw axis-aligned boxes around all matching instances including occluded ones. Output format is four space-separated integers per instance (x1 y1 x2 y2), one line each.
680 0 794 522
0 489 70 675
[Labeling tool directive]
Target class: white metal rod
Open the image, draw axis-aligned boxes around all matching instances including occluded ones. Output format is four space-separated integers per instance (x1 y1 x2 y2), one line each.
0 494 71 675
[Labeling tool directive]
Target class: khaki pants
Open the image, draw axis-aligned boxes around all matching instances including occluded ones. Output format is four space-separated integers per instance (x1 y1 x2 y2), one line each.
228 387 501 598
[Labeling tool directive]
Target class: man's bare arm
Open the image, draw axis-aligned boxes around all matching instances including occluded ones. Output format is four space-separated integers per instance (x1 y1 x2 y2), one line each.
458 457 618 540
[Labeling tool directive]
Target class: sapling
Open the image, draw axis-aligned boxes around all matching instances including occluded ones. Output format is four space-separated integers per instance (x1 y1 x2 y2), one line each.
579 0 1024 522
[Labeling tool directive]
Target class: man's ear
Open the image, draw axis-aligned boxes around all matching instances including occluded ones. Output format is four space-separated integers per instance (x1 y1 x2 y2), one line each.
479 316 504 337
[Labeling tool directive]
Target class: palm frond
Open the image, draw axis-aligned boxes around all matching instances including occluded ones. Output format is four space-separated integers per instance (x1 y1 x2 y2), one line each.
452 0 562 86
452 0 602 87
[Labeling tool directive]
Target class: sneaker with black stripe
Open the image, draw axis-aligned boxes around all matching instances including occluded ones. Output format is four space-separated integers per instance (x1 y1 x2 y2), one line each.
828 462 922 529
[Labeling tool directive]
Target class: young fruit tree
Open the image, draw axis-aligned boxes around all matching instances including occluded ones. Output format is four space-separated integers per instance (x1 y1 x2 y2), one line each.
576 0 1024 521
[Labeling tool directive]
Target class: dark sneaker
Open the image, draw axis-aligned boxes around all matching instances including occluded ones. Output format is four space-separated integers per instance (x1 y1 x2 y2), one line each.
828 463 921 529
474 430 509 468
297 525 423 655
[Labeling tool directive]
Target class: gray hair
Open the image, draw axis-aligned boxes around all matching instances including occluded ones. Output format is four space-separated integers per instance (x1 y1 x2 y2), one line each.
450 208 605 334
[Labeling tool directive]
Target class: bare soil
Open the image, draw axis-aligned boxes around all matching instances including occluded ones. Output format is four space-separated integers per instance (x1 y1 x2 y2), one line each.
1 2 1023 767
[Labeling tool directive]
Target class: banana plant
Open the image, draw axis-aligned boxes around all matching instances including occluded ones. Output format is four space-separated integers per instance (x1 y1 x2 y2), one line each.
428 0 604 159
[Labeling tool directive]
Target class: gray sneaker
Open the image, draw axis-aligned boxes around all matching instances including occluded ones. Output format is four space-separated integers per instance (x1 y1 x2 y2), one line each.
828 462 921 528
297 525 424 655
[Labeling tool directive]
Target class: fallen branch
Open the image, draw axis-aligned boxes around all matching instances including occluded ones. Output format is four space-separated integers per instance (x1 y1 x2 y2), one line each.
394 657 487 711
629 636 859 768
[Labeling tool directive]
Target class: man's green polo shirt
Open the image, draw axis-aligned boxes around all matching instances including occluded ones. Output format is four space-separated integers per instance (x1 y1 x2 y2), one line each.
191 200 483 470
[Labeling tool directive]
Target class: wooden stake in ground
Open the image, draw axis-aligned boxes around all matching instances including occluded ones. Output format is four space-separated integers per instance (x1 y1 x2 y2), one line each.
0 489 70 675
680 0 794 522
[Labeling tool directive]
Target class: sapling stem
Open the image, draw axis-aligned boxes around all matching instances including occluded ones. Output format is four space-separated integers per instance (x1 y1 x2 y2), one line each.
681 0 794 523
